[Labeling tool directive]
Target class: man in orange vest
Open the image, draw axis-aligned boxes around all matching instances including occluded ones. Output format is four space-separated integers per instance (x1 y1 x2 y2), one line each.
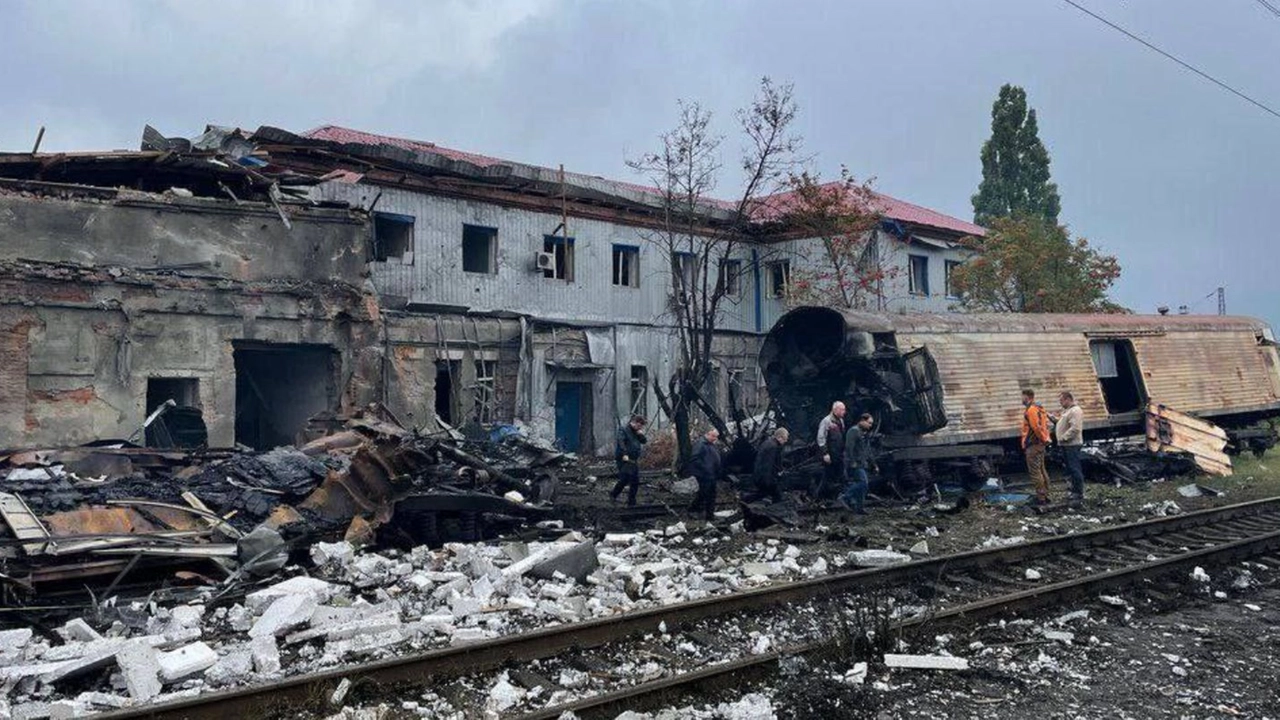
1021 389 1052 505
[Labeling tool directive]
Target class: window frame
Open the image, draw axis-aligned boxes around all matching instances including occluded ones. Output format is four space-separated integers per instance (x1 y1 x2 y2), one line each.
720 258 743 298
371 212 415 263
944 259 962 299
766 260 791 299
461 223 499 275
612 244 641 288
908 254 930 296
542 235 575 282
673 251 698 296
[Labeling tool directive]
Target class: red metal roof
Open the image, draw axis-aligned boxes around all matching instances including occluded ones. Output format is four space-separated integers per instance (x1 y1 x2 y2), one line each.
303 125 983 235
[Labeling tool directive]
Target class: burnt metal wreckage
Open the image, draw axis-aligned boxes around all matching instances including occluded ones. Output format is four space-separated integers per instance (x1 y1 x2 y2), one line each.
0 406 568 608
758 306 1280 498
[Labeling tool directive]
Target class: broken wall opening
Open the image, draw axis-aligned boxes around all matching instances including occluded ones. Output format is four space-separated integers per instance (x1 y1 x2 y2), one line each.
145 377 207 448
146 377 199 413
1091 339 1146 414
234 342 337 450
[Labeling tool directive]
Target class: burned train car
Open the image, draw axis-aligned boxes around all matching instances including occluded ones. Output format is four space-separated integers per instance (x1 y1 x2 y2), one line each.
761 308 1280 486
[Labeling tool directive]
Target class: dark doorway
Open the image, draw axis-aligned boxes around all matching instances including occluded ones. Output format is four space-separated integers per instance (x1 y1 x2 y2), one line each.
1091 339 1146 414
554 381 594 453
234 343 337 450
435 360 455 425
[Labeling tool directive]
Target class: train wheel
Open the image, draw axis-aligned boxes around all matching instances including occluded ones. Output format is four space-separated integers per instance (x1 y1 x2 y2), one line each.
890 460 933 500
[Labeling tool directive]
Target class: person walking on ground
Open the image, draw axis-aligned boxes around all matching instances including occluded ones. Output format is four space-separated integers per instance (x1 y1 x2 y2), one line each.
839 413 874 514
1054 391 1085 507
610 414 648 506
688 428 723 521
814 401 847 498
1021 389 1052 505
745 428 789 504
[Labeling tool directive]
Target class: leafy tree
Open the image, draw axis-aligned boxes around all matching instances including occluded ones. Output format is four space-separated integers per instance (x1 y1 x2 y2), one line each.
972 84 1061 226
628 78 802 466
776 169 890 310
950 215 1124 313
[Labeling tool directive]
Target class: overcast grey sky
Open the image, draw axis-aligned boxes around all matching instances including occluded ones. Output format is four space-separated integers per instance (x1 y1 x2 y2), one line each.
3 1 1277 323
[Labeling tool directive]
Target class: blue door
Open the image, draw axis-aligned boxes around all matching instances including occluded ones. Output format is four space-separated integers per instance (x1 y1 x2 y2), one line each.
554 382 582 452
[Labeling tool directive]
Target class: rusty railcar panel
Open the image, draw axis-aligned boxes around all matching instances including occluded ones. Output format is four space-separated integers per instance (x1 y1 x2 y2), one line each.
761 308 1280 449
1132 331 1280 415
897 330 1107 443
1145 402 1232 476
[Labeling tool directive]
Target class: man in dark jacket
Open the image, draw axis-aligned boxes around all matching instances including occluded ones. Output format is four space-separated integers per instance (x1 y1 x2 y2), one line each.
745 427 789 503
839 413 874 514
687 428 722 520
610 414 648 506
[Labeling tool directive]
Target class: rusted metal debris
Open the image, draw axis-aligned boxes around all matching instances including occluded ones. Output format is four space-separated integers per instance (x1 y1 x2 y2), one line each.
0 407 566 603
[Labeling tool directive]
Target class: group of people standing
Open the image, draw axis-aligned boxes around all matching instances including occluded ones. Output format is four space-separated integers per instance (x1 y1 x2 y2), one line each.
1020 388 1086 507
610 387 1087 520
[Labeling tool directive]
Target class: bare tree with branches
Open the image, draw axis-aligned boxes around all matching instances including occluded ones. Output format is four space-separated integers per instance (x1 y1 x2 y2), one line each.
628 77 803 466
777 169 890 310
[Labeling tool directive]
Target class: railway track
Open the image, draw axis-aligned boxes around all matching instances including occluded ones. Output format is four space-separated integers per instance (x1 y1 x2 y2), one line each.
103 496 1280 720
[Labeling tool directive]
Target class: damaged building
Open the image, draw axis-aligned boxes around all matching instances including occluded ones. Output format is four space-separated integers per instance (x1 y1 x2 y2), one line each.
0 150 382 450
0 124 984 454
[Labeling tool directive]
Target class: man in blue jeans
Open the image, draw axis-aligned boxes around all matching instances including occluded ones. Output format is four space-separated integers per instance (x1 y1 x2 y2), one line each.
840 413 874 514
1054 391 1086 506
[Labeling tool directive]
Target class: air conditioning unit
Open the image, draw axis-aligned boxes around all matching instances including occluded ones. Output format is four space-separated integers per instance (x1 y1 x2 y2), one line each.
535 251 557 273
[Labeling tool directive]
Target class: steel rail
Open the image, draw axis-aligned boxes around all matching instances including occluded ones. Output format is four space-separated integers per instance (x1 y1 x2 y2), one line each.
520 527 1280 719
98 496 1280 720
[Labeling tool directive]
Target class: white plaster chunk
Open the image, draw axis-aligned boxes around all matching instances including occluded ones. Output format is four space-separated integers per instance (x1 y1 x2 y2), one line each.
0 628 33 653
849 550 912 567
251 635 281 675
56 619 102 644
116 640 163 701
884 653 969 671
245 576 337 612
157 642 217 682
249 594 318 638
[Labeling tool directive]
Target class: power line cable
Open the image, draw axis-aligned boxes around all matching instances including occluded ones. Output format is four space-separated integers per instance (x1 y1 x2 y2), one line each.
1256 0 1280 19
1061 0 1280 121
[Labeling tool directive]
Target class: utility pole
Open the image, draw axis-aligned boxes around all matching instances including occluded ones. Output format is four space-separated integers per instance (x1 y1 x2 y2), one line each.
1217 286 1226 316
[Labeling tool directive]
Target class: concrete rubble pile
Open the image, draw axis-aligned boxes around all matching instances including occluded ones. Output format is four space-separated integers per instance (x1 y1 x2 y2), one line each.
0 408 566 605
0 519 836 715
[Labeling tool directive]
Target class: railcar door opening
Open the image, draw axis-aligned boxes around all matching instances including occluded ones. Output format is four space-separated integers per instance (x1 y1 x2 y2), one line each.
1090 339 1146 413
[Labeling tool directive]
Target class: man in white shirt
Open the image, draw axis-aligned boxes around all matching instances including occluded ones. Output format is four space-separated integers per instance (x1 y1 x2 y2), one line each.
1055 391 1085 506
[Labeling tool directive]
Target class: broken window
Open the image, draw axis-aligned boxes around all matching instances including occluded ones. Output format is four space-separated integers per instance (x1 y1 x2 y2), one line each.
630 365 649 417
147 377 199 412
673 252 698 295
908 254 929 296
944 259 961 299
543 235 575 281
462 224 498 274
473 360 496 424
612 244 640 287
720 259 742 297
372 212 414 263
767 260 791 299
145 378 205 448
1090 339 1146 414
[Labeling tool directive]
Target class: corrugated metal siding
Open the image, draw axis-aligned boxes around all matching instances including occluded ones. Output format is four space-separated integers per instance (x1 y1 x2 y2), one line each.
314 181 760 333
896 328 1280 444
898 331 1106 442
759 233 968 332
1133 331 1280 412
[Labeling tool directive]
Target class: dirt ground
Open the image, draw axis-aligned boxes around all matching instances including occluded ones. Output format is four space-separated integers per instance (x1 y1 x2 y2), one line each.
767 571 1280 719
561 453 1280 574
